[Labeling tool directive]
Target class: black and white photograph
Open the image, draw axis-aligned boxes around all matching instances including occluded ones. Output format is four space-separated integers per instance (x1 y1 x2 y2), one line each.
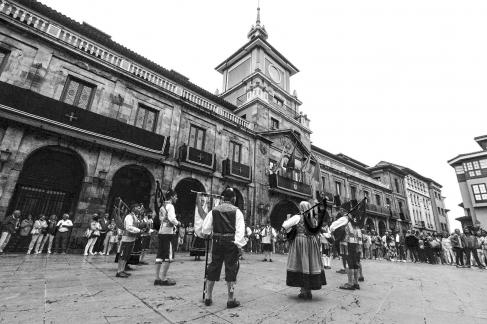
0 0 486 323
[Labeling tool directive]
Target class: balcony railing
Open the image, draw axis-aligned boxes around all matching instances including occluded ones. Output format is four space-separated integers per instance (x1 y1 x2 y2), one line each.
178 144 215 171
365 203 392 217
222 159 251 182
268 173 311 199
0 81 169 153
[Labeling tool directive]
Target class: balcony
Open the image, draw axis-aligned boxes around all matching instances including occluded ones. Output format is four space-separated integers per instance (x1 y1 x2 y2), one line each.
0 81 169 155
222 159 251 183
178 144 215 174
268 173 312 199
365 203 391 217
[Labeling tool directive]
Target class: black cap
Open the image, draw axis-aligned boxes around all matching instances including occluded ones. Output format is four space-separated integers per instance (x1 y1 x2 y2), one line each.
222 187 236 201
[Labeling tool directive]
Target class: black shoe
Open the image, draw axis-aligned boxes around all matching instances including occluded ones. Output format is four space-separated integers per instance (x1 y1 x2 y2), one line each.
227 300 240 308
204 299 212 306
125 265 133 271
339 283 355 290
122 271 131 276
358 277 364 282
353 283 360 290
269 259 273 262
336 269 347 274
156 278 176 286
116 272 129 278
263 259 267 262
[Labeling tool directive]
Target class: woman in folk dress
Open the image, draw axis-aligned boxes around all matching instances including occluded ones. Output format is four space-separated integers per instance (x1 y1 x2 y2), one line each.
282 201 326 300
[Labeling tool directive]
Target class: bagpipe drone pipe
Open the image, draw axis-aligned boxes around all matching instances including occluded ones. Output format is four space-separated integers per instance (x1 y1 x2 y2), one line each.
287 197 330 240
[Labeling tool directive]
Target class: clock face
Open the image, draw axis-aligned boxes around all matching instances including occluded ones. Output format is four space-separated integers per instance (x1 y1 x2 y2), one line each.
268 64 281 83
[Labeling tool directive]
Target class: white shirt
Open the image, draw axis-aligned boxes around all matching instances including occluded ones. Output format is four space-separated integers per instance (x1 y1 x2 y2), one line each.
260 226 276 244
121 213 141 242
56 219 73 233
246 226 252 237
201 204 247 248
159 202 179 235
282 214 301 232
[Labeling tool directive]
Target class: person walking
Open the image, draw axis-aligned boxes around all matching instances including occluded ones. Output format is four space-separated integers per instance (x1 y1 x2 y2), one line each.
55 213 73 253
27 214 47 254
154 189 180 285
0 210 21 253
282 201 326 300
116 204 142 278
260 221 276 262
39 214 57 254
202 188 247 308
84 215 101 256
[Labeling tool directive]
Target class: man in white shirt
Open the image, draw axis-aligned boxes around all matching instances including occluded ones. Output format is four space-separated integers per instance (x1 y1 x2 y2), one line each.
116 204 141 278
202 188 246 309
55 213 73 253
260 221 276 262
154 189 180 286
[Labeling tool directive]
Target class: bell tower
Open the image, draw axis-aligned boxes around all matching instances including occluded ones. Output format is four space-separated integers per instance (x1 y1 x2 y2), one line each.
215 6 311 147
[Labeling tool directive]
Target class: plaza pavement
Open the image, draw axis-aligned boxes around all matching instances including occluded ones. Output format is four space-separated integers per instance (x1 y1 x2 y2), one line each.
1 252 486 324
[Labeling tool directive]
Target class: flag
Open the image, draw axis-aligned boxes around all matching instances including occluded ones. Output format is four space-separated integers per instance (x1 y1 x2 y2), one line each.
273 144 288 173
286 145 296 170
301 155 310 173
194 193 210 238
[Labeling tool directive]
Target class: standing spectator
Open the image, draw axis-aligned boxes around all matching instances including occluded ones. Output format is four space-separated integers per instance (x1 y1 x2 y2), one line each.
363 231 372 260
464 228 484 269
0 210 21 253
27 214 47 254
482 232 487 267
185 222 194 252
430 233 441 264
245 225 252 253
441 232 454 265
418 233 425 263
39 214 58 254
94 213 109 255
450 229 464 268
55 213 73 254
396 231 406 262
16 214 33 251
177 222 186 252
104 219 117 255
370 231 378 259
260 221 276 262
424 233 434 264
475 231 485 267
84 215 101 256
139 211 153 265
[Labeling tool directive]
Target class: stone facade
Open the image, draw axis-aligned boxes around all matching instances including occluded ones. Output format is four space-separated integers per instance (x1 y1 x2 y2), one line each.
0 0 448 253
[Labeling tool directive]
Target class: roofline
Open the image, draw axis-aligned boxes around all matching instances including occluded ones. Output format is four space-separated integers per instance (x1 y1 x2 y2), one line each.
311 145 369 173
373 161 442 186
15 0 237 112
215 36 299 75
448 150 487 165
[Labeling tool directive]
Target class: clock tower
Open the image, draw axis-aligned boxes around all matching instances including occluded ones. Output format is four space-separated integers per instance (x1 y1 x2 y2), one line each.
215 6 311 150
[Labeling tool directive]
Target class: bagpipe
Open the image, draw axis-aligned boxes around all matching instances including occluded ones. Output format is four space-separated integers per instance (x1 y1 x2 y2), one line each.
112 197 130 231
286 197 329 241
330 197 367 242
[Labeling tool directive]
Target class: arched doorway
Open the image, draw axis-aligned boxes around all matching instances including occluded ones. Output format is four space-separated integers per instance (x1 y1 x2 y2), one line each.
378 220 386 236
107 165 153 212
174 178 205 225
269 200 299 229
8 146 84 218
365 218 375 232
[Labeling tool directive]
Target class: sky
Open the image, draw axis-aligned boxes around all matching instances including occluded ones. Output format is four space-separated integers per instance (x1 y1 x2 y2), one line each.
38 0 487 230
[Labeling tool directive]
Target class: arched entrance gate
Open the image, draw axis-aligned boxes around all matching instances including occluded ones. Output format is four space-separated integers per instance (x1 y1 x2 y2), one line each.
269 200 300 229
8 146 84 217
174 178 205 226
107 165 153 213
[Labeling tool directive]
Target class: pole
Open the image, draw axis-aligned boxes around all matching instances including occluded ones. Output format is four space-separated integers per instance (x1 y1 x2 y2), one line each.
202 238 210 301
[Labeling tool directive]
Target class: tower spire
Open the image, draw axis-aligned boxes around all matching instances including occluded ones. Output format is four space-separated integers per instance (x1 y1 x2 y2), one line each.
248 1 268 40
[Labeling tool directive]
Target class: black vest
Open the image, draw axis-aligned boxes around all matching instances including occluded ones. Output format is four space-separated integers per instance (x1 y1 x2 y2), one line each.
212 203 238 234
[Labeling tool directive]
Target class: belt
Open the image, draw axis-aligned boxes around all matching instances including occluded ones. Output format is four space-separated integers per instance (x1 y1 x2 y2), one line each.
213 233 234 242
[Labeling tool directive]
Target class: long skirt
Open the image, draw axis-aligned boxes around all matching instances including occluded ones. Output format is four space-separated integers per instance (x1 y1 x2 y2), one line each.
190 236 206 257
286 234 326 290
